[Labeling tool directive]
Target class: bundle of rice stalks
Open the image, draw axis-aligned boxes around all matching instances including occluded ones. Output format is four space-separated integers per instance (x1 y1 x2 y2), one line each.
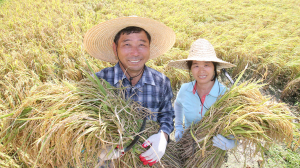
179 78 299 168
0 74 181 167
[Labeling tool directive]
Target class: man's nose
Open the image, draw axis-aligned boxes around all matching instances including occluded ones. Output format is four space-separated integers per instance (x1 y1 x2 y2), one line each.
131 46 139 56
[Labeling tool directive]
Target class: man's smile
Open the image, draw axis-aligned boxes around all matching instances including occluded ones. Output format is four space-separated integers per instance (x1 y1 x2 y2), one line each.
129 60 141 63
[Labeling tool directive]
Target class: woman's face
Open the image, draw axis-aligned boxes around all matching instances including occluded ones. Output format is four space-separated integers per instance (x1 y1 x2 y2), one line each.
191 61 215 85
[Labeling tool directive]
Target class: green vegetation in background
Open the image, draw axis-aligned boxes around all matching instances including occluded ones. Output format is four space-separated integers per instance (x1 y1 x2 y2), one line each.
265 144 300 168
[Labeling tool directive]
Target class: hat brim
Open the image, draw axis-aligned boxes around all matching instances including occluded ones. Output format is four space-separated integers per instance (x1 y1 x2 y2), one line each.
84 16 176 63
168 57 236 70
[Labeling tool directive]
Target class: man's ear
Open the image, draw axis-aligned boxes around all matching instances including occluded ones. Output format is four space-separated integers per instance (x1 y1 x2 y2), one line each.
113 42 118 59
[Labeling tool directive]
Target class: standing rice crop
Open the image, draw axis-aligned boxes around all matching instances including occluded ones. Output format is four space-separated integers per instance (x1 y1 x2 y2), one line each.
179 77 299 168
0 70 43 109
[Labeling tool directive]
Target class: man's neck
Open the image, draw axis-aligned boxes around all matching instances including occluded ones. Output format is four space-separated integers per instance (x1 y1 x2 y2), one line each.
119 64 144 86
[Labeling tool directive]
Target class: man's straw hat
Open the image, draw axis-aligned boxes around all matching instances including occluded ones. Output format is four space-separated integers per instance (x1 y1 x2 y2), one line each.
84 16 176 63
168 38 235 70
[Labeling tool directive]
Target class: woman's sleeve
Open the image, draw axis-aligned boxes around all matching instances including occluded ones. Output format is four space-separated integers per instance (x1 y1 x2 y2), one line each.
174 100 184 129
174 97 184 142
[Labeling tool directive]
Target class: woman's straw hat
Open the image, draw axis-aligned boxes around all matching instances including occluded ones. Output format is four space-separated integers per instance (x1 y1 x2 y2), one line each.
84 16 176 63
168 39 235 70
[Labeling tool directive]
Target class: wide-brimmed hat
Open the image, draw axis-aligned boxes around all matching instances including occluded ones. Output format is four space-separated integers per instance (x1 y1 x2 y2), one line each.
168 39 235 70
84 16 176 63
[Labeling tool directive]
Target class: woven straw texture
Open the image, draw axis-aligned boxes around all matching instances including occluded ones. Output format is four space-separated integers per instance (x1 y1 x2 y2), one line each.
168 39 235 70
84 16 176 63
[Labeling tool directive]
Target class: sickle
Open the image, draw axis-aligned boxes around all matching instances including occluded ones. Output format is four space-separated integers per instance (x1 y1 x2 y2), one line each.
124 117 147 152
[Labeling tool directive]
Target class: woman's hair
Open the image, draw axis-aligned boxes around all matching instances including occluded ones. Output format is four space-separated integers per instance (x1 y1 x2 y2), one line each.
187 61 218 81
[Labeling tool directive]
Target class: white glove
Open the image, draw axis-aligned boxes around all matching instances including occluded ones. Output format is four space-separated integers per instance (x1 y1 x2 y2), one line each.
175 126 184 142
212 134 238 150
139 131 167 166
99 145 124 160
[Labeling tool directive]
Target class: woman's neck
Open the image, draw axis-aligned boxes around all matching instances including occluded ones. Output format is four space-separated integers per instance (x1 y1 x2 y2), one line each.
196 80 215 98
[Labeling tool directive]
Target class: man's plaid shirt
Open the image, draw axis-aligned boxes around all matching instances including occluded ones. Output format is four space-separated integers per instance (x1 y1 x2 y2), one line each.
95 63 175 135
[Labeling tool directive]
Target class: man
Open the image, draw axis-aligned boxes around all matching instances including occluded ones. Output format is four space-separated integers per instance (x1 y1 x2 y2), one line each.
83 16 176 166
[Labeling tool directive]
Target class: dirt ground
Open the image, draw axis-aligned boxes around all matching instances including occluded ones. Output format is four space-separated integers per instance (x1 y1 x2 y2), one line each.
221 144 263 168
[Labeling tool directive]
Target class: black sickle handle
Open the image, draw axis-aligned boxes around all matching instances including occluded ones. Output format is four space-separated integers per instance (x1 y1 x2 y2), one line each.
124 117 147 152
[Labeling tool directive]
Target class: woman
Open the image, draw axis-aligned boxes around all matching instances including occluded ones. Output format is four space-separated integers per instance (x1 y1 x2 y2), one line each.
168 38 237 150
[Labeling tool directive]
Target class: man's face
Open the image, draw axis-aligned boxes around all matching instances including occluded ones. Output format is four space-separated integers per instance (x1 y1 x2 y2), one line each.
113 31 150 75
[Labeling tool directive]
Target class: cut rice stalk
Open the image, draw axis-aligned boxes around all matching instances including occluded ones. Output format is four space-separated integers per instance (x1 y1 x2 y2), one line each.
179 79 299 168
0 75 182 167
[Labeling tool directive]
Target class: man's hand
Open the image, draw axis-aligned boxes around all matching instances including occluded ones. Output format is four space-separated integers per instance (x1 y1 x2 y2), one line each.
139 131 168 166
99 145 124 160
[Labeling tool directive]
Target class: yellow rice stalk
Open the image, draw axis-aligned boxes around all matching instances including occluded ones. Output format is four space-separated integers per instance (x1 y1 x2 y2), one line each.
281 77 300 103
0 76 181 167
0 144 20 168
0 144 35 168
0 70 42 109
179 80 299 168
0 152 20 168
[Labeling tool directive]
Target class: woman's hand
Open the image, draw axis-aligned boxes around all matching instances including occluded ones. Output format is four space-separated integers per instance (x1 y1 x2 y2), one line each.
212 134 238 150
